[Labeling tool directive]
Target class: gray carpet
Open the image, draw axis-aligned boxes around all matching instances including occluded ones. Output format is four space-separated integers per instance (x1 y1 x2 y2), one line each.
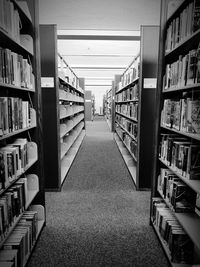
27 118 168 267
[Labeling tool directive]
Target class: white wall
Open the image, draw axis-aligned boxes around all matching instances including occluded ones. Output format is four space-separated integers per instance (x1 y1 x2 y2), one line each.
85 86 109 114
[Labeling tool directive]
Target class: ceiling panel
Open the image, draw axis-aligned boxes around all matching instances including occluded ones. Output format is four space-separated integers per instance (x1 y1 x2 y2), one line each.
57 40 140 56
72 69 124 79
61 55 134 67
57 30 140 36
85 80 112 86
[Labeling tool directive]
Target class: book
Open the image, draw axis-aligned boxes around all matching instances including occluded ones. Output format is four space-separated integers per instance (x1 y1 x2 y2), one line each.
187 49 198 85
169 229 194 263
187 98 200 134
186 145 200 179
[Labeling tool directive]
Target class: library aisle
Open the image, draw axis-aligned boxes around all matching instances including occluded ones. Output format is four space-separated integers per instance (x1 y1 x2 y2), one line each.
27 117 168 267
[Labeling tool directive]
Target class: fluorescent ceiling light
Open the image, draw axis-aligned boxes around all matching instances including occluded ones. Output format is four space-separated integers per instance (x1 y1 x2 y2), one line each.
57 29 140 36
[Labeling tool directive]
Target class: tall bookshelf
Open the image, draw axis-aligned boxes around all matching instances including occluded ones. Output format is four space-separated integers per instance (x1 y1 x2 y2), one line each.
0 0 45 265
105 87 112 130
85 90 93 121
40 24 85 191
114 25 159 190
151 0 200 266
92 94 95 119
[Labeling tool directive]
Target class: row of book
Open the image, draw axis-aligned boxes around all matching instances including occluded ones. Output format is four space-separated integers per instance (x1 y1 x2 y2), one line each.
0 47 35 89
59 89 84 103
165 0 200 52
58 55 83 92
159 133 200 179
116 115 138 140
164 46 200 89
59 82 84 96
0 97 35 137
116 103 138 120
152 198 194 263
116 127 137 158
0 139 37 190
118 57 140 90
115 84 139 102
59 104 84 120
0 177 28 240
106 89 112 99
157 168 197 213
161 96 200 134
0 209 39 267
0 0 21 42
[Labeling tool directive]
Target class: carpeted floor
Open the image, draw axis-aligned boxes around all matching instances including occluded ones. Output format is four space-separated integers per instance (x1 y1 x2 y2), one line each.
27 117 169 267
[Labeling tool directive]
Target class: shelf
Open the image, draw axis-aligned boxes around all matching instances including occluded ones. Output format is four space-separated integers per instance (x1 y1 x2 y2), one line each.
114 133 137 185
176 213 200 251
114 26 159 190
157 188 200 251
0 1 45 264
13 0 33 25
166 0 187 25
59 76 84 95
60 122 84 160
0 126 36 141
61 130 85 183
0 214 22 249
163 83 200 93
40 24 85 191
59 90 84 103
151 219 189 267
115 121 137 142
0 28 34 56
0 174 40 249
23 205 45 266
165 29 200 62
116 111 138 123
161 125 200 141
152 0 200 265
115 99 139 104
116 130 137 162
159 158 200 195
0 156 38 195
0 82 35 92
60 116 84 138
116 77 139 94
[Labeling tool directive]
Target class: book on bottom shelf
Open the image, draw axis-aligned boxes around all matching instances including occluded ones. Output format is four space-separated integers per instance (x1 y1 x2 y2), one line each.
152 198 195 264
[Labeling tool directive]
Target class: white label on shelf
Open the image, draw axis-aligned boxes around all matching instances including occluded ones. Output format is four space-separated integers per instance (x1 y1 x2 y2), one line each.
143 78 157 88
41 77 54 87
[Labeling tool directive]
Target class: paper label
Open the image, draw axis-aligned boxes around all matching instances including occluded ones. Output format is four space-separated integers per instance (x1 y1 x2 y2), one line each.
41 77 54 87
143 78 157 88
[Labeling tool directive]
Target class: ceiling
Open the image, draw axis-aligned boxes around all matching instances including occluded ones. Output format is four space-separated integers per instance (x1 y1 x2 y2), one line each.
39 0 161 111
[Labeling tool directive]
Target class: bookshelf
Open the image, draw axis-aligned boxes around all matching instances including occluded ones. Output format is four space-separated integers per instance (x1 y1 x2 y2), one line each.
114 25 159 190
151 0 200 266
105 87 112 130
0 0 45 265
40 24 85 191
92 94 95 119
85 90 94 121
